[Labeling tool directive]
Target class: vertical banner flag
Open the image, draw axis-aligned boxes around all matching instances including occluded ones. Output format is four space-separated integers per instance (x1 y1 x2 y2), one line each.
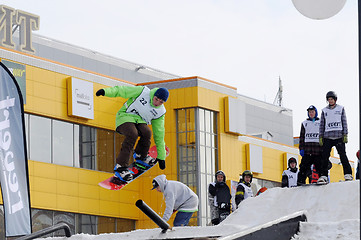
0 62 31 237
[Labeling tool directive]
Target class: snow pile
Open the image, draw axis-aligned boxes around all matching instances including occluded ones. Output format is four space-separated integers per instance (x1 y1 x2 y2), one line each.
291 220 360 240
42 181 360 240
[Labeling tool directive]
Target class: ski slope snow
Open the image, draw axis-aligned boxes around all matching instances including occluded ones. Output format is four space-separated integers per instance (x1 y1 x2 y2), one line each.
41 180 360 240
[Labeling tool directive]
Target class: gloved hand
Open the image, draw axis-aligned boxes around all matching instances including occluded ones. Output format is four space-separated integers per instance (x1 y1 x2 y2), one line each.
96 89 105 96
157 159 165 170
215 181 225 187
219 203 227 209
299 149 304 157
211 218 220 225
319 137 323 147
343 135 348 143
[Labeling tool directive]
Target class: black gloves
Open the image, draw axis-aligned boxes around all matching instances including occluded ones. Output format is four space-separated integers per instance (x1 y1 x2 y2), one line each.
157 159 165 170
215 181 225 187
211 218 220 225
96 89 105 96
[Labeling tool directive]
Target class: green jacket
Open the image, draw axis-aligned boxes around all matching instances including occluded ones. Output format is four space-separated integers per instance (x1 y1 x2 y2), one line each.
104 85 166 160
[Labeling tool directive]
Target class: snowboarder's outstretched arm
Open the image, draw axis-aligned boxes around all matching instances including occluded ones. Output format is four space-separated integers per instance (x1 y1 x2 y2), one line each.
152 115 166 163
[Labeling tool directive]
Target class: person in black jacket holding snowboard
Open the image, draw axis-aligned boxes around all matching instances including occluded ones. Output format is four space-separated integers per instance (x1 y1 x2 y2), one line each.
208 170 231 225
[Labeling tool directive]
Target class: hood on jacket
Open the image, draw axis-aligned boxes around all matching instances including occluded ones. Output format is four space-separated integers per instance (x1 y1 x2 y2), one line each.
153 174 167 192
307 105 318 120
215 170 226 182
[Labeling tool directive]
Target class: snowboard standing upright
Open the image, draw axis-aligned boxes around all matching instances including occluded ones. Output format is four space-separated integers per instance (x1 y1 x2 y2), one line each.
216 186 231 222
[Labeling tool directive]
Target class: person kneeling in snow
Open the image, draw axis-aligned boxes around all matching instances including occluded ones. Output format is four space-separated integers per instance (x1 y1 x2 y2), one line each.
152 174 198 227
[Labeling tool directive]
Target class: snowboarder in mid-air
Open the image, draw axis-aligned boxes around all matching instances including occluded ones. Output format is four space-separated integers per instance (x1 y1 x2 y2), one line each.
96 85 169 182
208 170 231 225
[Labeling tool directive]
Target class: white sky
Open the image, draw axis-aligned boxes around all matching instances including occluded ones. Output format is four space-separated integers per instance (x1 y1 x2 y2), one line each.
2 0 360 164
42 181 360 240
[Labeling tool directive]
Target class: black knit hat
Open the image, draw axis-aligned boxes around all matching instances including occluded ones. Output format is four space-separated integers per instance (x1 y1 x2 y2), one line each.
154 88 169 102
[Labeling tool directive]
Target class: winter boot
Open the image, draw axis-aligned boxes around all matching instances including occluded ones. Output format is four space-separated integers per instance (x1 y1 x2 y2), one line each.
317 175 328 184
344 174 353 181
114 164 133 182
134 153 157 167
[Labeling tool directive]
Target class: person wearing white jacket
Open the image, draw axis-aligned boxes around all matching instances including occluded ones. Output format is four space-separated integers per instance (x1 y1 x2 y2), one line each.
152 174 198 226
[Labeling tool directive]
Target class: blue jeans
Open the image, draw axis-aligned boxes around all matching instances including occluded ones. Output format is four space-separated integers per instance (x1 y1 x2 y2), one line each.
173 211 194 226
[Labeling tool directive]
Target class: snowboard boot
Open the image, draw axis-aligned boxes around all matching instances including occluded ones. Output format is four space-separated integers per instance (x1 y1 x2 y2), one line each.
134 153 157 168
344 174 353 181
317 175 328 184
114 164 133 182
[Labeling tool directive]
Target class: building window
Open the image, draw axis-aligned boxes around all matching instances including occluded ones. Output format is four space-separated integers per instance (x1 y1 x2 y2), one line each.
198 108 218 226
29 114 51 163
53 120 74 167
79 126 97 170
77 214 97 234
97 128 116 172
176 108 218 226
32 209 53 238
53 212 75 237
177 108 197 185
24 114 117 172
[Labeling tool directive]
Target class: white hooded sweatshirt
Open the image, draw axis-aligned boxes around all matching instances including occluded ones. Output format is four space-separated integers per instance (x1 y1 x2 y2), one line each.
153 174 198 222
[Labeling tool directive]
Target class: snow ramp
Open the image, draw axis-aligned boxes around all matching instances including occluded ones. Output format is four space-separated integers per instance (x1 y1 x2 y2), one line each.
42 181 359 240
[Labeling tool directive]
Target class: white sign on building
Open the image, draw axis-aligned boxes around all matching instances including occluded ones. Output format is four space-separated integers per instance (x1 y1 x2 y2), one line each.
67 77 94 119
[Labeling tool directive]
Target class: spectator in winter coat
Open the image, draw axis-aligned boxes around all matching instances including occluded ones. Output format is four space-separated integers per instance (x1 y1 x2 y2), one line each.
282 157 299 187
152 174 198 227
235 170 254 208
208 170 231 225
319 91 352 183
297 105 323 185
96 86 169 182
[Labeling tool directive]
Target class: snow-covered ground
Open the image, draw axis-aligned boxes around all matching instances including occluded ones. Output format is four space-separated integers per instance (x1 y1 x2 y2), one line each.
42 181 360 240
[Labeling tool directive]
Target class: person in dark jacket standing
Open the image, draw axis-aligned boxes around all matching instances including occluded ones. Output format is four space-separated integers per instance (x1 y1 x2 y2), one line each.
319 91 352 183
282 157 299 187
208 170 231 225
235 170 254 208
297 105 323 185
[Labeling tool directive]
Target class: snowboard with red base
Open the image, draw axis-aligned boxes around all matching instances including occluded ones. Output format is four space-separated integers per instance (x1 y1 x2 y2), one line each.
98 145 169 190
256 187 268 196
